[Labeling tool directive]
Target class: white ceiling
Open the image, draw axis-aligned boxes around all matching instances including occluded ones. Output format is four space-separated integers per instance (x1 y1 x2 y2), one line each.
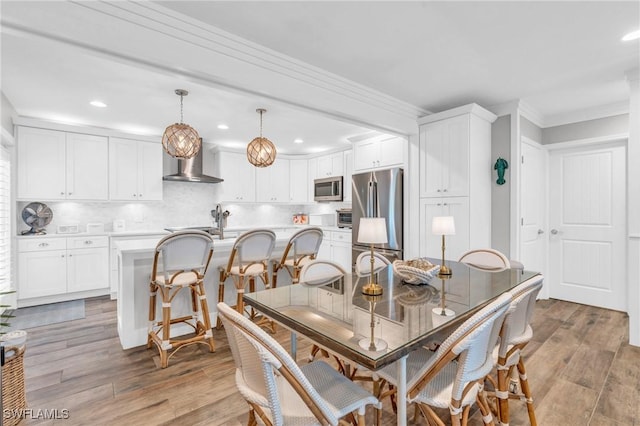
2 1 638 154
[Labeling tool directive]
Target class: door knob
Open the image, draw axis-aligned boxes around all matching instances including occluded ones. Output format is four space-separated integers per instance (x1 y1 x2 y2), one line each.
551 229 559 235
537 229 544 235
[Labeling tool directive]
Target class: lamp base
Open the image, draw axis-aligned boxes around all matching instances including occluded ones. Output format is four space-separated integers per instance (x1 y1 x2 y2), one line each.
438 265 452 276
362 283 383 296
358 337 388 352
431 307 456 327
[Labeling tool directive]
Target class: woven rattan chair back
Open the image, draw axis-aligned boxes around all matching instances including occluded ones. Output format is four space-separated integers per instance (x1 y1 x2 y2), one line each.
299 260 346 286
272 227 323 286
458 248 511 271
355 251 391 276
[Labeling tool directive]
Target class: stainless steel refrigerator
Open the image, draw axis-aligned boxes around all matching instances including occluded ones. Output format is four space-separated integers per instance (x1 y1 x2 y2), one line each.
351 168 403 268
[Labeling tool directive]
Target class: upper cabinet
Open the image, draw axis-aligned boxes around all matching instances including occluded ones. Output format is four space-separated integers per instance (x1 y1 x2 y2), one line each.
289 159 308 203
214 150 256 202
353 136 405 172
17 127 108 201
109 138 163 201
316 152 344 178
418 104 496 199
256 158 290 203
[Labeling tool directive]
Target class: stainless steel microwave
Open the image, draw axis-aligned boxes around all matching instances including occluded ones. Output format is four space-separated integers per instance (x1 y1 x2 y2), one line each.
314 176 343 202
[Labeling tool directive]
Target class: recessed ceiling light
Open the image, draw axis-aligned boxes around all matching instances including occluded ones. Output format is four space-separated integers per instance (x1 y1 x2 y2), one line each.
622 29 640 41
90 100 107 108
294 138 304 144
217 124 229 130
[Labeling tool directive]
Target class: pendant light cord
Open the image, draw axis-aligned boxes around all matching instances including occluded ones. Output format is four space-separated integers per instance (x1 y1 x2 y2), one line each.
180 93 184 124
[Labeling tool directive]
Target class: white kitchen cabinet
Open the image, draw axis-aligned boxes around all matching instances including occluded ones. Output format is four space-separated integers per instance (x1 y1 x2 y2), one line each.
353 136 405 172
316 152 344 178
256 158 290 202
17 127 108 200
418 104 495 199
316 229 353 271
215 150 256 202
289 159 308 202
307 157 318 203
109 137 163 201
343 150 353 203
419 197 470 261
317 289 345 320
419 115 469 198
17 236 109 305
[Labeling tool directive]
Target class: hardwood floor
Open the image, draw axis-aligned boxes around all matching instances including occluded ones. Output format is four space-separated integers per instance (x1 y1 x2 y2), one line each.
15 296 640 425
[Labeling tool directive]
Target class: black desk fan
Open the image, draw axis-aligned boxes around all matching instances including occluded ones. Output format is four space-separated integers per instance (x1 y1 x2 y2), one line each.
21 202 53 235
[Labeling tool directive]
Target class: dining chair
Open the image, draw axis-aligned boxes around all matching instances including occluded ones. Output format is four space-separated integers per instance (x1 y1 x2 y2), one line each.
217 302 381 426
271 227 323 287
147 230 216 368
217 229 276 331
298 260 348 363
375 292 512 426
458 248 512 271
485 278 543 426
355 251 391 276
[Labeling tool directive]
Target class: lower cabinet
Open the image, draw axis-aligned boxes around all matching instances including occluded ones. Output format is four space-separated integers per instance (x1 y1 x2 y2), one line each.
18 236 109 305
419 197 470 261
317 229 353 271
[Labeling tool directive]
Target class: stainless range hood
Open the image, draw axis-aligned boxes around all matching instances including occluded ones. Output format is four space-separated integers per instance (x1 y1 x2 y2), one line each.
163 149 223 183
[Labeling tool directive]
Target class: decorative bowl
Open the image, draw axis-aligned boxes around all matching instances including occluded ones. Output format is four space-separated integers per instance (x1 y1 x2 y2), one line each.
393 258 441 285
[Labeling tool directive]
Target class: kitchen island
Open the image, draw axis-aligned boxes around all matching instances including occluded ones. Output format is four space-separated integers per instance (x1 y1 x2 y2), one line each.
115 229 297 349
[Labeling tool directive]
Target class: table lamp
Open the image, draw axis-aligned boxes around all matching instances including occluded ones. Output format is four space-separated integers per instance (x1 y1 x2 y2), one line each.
432 216 455 276
357 217 388 296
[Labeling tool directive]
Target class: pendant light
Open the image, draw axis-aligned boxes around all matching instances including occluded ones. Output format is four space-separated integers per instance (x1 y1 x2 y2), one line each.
247 108 276 167
162 89 201 159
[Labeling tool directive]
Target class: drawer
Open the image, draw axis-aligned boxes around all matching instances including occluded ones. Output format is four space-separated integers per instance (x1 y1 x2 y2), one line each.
68 236 109 249
330 231 352 243
18 238 66 252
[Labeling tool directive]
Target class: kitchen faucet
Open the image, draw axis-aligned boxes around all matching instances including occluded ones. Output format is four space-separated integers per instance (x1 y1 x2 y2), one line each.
211 204 230 240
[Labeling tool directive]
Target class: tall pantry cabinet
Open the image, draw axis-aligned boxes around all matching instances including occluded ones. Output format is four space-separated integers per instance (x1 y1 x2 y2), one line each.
418 103 497 261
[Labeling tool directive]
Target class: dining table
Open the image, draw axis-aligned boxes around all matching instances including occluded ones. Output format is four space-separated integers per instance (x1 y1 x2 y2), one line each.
243 259 543 425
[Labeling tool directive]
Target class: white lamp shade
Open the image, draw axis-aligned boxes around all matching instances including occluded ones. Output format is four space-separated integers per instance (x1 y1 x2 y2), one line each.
432 216 455 235
358 217 388 244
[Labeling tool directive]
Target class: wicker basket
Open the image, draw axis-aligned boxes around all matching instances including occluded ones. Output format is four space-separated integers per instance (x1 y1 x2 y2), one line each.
393 258 441 285
2 344 27 426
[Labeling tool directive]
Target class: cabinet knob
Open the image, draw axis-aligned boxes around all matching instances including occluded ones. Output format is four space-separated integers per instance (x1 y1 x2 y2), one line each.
437 189 441 192
437 203 442 206
443 203 448 206
133 194 137 197
61 191 65 195
139 194 142 197
39 242 49 247
443 189 448 192
68 192 72 195
85 240 93 245
61 254 65 258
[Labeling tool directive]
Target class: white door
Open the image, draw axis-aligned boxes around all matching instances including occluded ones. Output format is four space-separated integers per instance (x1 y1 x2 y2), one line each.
519 138 547 277
548 143 626 311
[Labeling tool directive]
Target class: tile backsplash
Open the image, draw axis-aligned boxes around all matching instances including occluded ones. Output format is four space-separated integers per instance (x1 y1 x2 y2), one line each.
17 181 349 234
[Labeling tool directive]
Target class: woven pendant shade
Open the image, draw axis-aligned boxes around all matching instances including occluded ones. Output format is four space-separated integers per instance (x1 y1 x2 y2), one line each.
162 89 201 159
162 123 201 159
247 108 276 167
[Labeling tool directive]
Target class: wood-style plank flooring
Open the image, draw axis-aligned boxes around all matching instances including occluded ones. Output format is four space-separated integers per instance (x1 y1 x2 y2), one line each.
15 296 640 425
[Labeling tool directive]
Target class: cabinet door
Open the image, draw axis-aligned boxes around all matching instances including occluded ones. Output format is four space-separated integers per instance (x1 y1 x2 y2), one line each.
343 150 353 203
330 152 344 177
419 115 469 198
353 140 378 171
289 159 308 202
378 137 405 168
317 155 334 178
331 241 352 272
66 133 108 200
217 151 256 202
17 127 66 200
137 141 163 201
256 158 289 202
307 157 318 202
18 250 67 298
316 238 331 261
419 197 469 261
442 115 469 197
67 247 109 292
109 138 139 200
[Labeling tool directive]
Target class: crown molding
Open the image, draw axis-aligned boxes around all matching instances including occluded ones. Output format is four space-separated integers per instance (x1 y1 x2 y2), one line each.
417 103 497 125
543 101 629 128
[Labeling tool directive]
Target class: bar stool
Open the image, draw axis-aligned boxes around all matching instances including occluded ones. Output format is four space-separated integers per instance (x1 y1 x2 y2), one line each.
272 227 323 287
147 230 216 368
217 229 276 330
